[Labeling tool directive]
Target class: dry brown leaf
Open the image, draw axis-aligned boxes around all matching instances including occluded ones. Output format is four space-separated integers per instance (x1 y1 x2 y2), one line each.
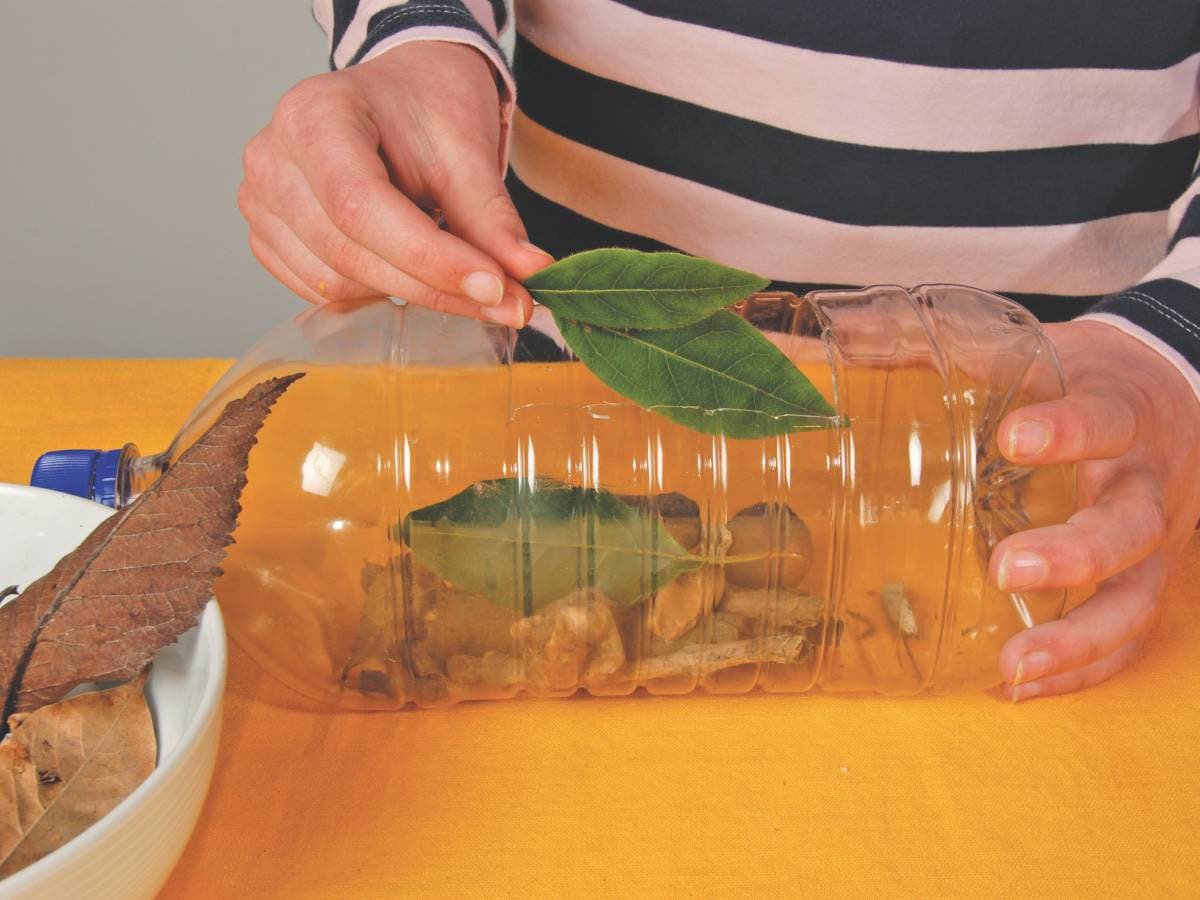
339 560 406 697
0 373 303 731
0 675 155 877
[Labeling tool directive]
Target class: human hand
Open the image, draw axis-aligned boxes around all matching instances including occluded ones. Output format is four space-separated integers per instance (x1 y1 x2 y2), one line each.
992 320 1200 699
238 41 551 326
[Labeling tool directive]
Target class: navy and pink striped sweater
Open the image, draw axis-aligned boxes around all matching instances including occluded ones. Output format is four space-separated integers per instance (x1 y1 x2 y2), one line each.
314 0 1200 399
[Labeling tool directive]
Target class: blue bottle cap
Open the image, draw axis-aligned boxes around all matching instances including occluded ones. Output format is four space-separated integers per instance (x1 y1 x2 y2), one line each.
30 449 124 507
92 449 124 507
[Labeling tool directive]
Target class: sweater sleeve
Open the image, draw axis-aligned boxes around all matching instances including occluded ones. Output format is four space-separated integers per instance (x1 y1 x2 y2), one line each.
1080 167 1200 403
311 0 516 167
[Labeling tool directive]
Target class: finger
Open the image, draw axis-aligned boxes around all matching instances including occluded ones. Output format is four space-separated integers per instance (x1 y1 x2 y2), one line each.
998 390 1136 465
1001 633 1146 701
247 229 327 306
997 552 1164 692
505 275 535 328
249 203 526 326
248 217 527 328
275 93 511 307
990 467 1166 591
432 151 554 282
239 182 382 304
403 280 527 326
250 153 466 305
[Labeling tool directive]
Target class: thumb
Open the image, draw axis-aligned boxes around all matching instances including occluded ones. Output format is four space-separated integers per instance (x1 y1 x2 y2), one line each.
434 144 554 281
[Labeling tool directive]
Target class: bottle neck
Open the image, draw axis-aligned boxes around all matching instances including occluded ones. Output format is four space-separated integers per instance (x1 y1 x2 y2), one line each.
118 446 169 508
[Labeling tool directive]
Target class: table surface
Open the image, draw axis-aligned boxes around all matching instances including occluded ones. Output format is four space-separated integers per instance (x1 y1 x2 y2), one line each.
3 358 1199 898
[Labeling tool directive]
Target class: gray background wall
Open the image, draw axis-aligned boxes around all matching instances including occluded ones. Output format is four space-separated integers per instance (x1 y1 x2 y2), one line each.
1 3 327 357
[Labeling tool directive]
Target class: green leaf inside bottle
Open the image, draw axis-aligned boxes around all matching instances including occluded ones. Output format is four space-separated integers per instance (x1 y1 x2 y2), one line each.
398 478 701 613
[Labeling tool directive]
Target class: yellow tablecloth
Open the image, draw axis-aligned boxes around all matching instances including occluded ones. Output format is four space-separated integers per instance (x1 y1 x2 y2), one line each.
3 359 1199 898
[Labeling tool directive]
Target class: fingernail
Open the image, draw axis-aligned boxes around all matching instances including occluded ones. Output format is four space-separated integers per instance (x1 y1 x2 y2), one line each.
1013 650 1055 686
461 271 505 306
1006 420 1051 459
518 239 554 262
482 300 525 329
998 550 1047 591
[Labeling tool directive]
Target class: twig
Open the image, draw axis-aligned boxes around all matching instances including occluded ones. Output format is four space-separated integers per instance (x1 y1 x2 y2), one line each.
720 585 824 628
626 634 809 682
0 585 18 605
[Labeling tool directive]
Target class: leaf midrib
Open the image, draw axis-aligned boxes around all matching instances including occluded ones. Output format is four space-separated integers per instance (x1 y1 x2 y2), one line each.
578 321 810 412
532 283 754 297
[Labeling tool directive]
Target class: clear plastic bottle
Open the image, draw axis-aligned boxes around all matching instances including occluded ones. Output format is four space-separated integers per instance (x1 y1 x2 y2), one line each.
32 286 1074 707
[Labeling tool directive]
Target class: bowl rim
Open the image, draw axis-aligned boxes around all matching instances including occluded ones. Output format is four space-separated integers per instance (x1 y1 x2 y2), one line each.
0 484 227 892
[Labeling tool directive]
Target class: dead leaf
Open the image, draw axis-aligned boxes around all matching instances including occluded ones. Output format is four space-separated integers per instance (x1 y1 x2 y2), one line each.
0 676 155 877
0 373 303 731
340 559 404 696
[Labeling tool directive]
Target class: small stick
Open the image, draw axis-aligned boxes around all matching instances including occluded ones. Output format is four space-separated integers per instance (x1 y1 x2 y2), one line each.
720 586 824 629
626 634 809 682
0 585 18 604
443 634 810 691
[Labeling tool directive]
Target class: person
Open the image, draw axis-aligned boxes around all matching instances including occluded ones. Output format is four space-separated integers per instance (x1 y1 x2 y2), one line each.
238 1 1200 700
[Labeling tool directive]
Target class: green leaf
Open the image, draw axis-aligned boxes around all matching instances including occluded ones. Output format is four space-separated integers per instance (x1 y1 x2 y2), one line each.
524 248 769 330
399 478 700 612
556 310 837 438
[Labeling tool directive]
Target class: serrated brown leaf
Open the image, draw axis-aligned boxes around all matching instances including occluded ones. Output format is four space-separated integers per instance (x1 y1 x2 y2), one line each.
0 373 303 730
0 675 155 877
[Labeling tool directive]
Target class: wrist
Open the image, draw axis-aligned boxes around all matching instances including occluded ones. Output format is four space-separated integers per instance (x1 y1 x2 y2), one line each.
361 35 495 77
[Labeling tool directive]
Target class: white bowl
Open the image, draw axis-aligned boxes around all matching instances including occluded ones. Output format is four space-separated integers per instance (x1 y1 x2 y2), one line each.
0 484 225 899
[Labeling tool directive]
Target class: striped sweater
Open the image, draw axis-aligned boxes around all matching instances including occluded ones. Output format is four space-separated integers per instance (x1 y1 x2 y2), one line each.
314 0 1200 397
